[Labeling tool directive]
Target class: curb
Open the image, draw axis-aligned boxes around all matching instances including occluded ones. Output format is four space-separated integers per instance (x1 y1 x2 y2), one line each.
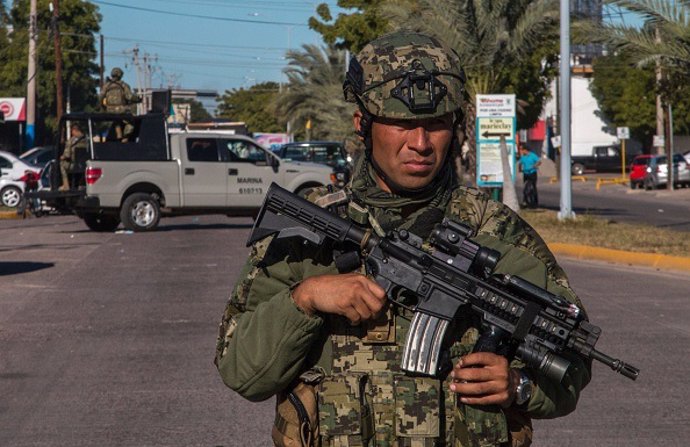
549 242 690 273
0 211 20 220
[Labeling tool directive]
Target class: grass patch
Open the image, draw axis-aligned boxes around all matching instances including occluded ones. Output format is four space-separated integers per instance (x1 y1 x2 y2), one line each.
521 209 690 258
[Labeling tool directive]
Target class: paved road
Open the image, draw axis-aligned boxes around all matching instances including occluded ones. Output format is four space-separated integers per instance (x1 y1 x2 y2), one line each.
1 215 688 446
520 174 690 232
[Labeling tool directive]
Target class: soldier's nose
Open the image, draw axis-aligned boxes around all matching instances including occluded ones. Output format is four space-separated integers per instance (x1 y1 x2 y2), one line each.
407 126 432 153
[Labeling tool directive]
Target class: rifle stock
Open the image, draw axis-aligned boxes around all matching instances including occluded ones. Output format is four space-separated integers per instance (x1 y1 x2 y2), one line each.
249 183 639 382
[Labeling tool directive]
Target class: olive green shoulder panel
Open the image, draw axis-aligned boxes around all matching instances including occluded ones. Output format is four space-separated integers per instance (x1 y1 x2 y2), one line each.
447 186 580 307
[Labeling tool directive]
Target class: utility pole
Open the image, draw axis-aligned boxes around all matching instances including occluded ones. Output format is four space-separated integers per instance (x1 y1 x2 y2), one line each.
100 34 105 90
26 0 38 149
655 26 664 155
50 0 64 124
558 0 575 220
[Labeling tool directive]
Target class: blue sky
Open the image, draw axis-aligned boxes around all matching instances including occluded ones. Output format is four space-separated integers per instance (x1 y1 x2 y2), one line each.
95 0 341 106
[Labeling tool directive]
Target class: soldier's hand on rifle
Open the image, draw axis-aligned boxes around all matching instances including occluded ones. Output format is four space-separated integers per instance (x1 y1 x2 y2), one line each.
449 352 520 407
292 273 387 324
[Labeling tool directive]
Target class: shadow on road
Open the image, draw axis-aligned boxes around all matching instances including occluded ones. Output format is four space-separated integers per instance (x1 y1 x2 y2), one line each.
0 261 55 276
539 205 633 218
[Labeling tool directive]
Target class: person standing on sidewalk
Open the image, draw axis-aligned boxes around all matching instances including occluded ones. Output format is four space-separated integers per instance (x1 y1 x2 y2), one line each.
518 144 541 208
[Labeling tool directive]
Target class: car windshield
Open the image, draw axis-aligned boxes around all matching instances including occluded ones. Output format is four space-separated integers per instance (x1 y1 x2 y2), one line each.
283 144 344 166
633 157 651 166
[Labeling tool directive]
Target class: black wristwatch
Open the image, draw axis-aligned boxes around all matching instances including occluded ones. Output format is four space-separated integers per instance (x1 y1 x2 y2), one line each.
514 369 533 407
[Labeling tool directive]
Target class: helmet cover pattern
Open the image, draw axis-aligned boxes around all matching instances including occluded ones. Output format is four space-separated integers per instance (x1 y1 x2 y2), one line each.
344 31 466 119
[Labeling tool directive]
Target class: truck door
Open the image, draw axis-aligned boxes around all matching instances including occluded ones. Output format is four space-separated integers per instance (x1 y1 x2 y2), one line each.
218 138 282 207
182 137 227 207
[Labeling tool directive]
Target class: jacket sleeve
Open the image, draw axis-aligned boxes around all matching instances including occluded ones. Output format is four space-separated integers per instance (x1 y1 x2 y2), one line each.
467 197 592 420
214 236 335 402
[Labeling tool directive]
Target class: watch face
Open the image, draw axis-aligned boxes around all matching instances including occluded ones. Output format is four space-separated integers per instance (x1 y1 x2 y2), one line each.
516 373 533 405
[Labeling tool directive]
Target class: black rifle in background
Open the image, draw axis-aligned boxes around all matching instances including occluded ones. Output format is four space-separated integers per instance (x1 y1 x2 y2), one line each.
248 183 639 382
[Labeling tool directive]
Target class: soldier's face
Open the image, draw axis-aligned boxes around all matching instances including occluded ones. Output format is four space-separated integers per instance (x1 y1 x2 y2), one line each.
356 111 453 192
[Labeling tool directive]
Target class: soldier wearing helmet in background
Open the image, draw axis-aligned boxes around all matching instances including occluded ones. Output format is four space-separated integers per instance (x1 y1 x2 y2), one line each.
214 31 590 447
99 67 141 139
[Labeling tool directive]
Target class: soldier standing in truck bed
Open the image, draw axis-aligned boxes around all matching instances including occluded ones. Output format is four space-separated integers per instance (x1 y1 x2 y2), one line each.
99 67 141 140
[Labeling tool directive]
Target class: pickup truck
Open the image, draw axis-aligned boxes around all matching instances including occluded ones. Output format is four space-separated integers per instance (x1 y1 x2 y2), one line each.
30 112 336 232
571 144 636 175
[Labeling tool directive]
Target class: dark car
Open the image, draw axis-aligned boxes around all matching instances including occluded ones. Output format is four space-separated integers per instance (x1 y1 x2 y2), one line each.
274 141 352 186
19 146 55 169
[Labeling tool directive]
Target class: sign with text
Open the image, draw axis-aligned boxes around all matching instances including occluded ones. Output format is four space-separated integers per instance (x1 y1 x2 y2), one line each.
476 94 516 187
616 127 630 140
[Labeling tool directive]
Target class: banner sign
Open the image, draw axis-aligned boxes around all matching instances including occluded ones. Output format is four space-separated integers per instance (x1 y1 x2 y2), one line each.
0 98 27 122
476 94 516 187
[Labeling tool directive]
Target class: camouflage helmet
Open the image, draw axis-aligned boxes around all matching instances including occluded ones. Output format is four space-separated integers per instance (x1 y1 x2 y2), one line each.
110 67 124 80
343 31 466 119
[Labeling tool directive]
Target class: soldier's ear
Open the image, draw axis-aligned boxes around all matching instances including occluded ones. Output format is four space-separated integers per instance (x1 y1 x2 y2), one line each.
353 110 365 142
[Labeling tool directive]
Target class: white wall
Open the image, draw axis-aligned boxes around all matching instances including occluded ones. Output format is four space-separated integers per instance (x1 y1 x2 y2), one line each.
545 76 618 156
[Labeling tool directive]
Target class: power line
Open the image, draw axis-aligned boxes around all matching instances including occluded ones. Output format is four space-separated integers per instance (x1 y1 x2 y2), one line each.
92 0 309 27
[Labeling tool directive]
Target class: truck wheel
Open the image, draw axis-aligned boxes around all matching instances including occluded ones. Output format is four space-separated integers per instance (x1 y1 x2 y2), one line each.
83 213 120 232
120 193 160 232
1 185 22 208
571 163 585 176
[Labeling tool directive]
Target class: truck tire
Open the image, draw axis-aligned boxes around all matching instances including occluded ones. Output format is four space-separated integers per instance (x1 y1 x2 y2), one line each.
571 163 585 176
83 213 120 232
120 192 160 232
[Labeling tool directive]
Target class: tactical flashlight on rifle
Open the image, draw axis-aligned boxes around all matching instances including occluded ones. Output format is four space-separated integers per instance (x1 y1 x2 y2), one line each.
248 183 639 382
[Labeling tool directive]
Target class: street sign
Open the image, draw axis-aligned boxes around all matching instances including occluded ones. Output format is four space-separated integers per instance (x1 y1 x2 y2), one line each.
477 117 514 142
551 135 562 148
617 127 630 140
0 98 26 121
476 94 516 187
653 135 665 147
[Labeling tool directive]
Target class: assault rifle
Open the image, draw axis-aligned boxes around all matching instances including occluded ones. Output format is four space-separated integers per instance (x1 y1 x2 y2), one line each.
248 183 639 382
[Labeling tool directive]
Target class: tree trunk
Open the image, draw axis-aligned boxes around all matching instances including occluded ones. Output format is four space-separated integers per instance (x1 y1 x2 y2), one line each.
463 102 477 186
500 136 520 212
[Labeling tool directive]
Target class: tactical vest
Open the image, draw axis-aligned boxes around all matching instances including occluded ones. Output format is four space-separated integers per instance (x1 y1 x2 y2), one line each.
271 187 534 447
104 81 126 107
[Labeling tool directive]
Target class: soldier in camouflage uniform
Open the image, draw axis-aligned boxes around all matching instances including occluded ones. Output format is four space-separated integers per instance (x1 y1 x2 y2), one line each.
215 31 590 447
99 67 141 139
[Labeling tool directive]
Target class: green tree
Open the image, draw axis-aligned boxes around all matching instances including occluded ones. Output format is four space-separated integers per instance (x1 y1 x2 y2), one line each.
577 1 690 150
309 0 390 52
590 51 656 147
273 44 356 144
216 81 283 133
0 0 101 143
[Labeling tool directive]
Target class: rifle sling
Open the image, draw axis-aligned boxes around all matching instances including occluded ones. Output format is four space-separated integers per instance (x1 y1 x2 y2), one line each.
512 301 541 343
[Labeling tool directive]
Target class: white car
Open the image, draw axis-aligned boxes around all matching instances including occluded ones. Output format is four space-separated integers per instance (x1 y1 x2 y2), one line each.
0 150 41 207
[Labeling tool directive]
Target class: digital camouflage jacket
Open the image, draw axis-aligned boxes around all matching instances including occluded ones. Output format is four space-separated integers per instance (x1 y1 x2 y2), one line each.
215 183 591 447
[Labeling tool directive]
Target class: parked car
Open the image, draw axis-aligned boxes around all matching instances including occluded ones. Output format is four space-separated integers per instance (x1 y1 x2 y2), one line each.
642 154 690 190
0 150 41 207
273 141 352 186
571 144 637 175
629 154 654 189
19 146 55 169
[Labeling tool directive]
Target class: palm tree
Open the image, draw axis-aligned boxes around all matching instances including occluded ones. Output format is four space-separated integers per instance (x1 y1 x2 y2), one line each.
273 44 359 147
579 1 690 70
577 0 690 190
383 0 559 209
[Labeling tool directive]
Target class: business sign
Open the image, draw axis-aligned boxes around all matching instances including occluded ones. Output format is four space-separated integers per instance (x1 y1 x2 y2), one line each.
476 94 516 187
476 94 516 117
0 98 26 122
